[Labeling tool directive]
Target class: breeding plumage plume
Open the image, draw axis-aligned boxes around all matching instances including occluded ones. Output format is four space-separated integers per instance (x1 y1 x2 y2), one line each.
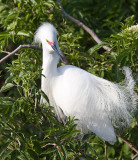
35 22 137 144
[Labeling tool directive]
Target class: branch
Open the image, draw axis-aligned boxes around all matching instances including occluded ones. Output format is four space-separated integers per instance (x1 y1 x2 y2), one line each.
0 45 42 64
117 134 138 154
132 154 138 160
57 0 113 54
41 143 61 153
41 143 58 148
61 51 69 64
104 142 108 160
0 44 68 64
2 50 19 55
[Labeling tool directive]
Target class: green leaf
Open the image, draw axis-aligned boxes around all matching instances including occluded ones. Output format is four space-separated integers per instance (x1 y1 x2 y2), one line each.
32 141 42 154
0 32 10 38
7 105 15 117
7 21 17 30
10 149 20 160
17 30 30 37
0 100 13 106
0 3 7 12
61 145 67 159
107 147 115 157
1 150 12 160
82 134 91 142
41 148 57 155
27 149 38 160
112 64 119 81
43 2 54 7
70 124 77 132
20 152 29 160
0 83 14 92
67 152 74 159
51 153 57 160
0 141 12 157
80 155 94 160
88 42 109 54
57 149 64 160
40 90 49 103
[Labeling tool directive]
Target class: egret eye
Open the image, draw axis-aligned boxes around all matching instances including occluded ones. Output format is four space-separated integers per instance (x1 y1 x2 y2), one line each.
46 39 50 45
46 40 55 46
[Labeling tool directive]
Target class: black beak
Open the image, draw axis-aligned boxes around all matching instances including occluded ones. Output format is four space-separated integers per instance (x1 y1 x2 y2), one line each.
51 44 63 62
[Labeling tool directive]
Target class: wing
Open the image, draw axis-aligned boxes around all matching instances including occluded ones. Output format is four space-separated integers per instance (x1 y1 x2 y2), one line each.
52 65 134 143
51 65 117 143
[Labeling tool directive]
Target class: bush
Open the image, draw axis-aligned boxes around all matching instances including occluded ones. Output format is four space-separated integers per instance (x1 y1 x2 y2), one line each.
0 0 137 159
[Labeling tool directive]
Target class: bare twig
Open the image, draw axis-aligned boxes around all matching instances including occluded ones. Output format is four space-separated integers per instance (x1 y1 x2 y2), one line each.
105 142 108 160
132 154 138 160
41 143 57 148
57 0 113 54
117 134 138 154
2 50 19 55
0 44 68 64
41 143 61 152
60 51 69 64
0 45 42 64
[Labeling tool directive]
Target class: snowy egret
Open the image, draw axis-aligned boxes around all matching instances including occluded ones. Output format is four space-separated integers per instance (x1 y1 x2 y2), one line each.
35 22 136 144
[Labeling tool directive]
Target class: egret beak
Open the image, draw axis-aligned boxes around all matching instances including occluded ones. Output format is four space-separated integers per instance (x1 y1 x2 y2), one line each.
46 40 63 62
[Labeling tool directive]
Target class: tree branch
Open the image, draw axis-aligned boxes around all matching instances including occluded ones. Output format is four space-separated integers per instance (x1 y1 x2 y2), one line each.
104 142 108 160
60 51 69 64
0 44 68 64
132 154 138 160
117 134 138 154
57 0 113 54
0 45 42 64
2 50 19 55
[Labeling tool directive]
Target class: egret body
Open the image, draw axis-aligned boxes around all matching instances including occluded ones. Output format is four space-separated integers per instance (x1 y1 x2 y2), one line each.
35 23 136 144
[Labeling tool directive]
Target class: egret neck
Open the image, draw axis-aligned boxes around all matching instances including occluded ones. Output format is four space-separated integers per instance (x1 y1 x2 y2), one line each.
41 41 60 105
41 41 59 79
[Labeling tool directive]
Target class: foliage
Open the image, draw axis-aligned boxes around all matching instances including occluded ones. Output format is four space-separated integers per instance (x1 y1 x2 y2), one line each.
108 16 138 80
0 51 97 160
0 0 137 159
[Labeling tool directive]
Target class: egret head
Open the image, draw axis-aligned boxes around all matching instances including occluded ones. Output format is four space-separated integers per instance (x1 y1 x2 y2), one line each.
35 22 63 61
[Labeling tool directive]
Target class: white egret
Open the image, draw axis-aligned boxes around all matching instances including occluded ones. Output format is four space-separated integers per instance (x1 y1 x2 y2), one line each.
35 22 136 144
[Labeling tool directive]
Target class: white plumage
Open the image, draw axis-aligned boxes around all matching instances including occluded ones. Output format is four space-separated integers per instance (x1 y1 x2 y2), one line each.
35 22 137 144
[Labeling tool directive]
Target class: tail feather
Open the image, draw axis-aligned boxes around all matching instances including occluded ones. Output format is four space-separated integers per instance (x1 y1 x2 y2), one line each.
108 67 137 128
122 67 137 112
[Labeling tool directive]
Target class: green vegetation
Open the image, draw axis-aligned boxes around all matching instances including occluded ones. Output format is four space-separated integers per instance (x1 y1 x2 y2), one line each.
0 0 137 159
